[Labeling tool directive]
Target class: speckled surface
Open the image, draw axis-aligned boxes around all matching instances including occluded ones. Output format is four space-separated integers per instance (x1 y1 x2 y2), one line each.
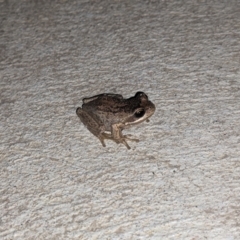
1 0 240 239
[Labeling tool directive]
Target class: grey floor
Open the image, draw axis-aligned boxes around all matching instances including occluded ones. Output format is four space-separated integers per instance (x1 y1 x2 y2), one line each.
1 0 240 239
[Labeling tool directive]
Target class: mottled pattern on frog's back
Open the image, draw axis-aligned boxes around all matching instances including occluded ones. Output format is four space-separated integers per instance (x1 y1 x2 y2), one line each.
93 96 136 130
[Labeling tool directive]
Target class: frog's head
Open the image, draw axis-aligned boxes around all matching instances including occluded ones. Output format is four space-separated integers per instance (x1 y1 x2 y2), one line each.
125 92 155 126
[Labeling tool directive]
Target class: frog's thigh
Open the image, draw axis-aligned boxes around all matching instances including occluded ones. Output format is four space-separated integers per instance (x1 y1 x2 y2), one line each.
76 108 107 147
76 107 104 136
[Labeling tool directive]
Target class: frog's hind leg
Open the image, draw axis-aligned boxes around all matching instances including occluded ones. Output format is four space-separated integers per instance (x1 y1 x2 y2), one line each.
76 107 107 147
76 108 139 149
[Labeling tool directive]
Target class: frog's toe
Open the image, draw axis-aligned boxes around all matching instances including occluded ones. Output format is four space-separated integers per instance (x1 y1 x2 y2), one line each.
98 136 106 147
109 137 131 149
121 139 131 150
123 135 139 142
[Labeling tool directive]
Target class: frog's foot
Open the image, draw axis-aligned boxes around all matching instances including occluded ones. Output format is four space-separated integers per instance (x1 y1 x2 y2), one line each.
101 133 139 150
98 135 106 147
120 135 139 150
117 136 139 149
123 134 140 142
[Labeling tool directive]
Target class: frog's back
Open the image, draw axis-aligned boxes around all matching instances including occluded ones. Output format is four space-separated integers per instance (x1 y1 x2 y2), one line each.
94 97 132 130
81 94 129 131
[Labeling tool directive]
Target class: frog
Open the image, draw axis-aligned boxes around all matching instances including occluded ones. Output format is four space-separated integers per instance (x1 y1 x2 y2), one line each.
76 92 155 149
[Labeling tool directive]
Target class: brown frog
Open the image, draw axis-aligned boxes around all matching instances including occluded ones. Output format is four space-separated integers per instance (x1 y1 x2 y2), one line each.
76 92 155 149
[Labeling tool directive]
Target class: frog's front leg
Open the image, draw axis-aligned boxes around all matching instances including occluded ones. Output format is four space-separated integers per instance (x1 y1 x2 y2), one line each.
76 107 107 147
110 123 139 149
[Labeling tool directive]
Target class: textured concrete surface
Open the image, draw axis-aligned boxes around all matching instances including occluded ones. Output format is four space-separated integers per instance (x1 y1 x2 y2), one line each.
1 0 240 239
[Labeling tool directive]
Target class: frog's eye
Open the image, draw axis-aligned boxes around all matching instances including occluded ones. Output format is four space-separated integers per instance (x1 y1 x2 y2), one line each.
134 108 145 118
